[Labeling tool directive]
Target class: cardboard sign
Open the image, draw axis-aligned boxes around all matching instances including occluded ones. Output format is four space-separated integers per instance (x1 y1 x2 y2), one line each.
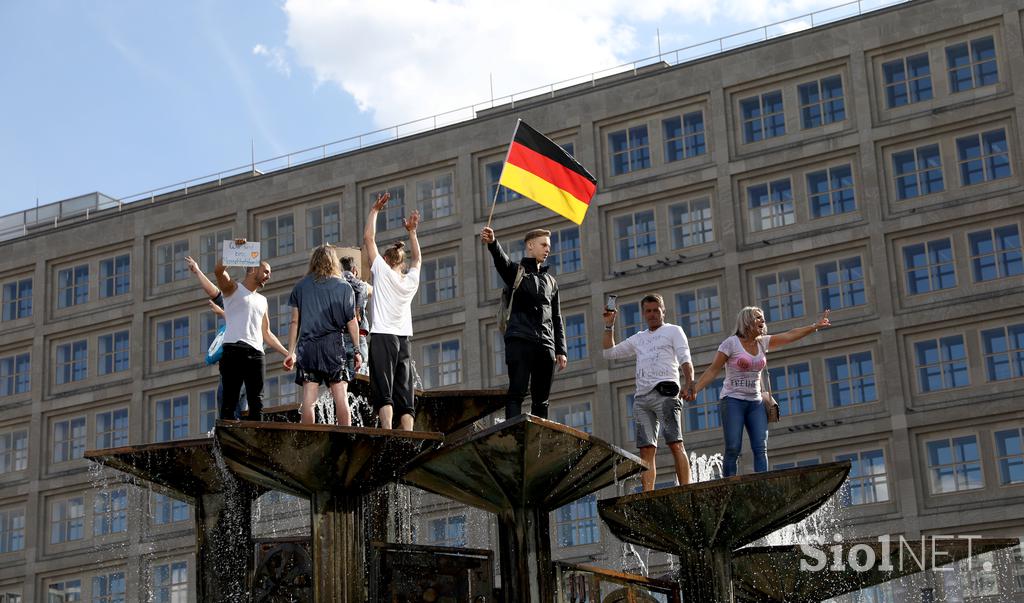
223 241 262 267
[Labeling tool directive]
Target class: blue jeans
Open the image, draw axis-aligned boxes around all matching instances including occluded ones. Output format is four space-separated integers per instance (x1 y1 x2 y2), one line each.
720 396 768 476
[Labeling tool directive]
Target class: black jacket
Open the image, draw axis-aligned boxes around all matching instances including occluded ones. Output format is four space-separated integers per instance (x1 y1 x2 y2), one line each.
488 241 567 356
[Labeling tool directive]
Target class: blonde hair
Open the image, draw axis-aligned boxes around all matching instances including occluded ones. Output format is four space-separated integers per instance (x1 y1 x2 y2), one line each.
733 306 767 338
307 245 341 281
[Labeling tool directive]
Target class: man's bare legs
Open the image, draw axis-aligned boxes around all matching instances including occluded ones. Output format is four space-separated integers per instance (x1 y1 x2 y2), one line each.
330 381 351 427
639 446 658 492
668 441 692 486
300 383 319 424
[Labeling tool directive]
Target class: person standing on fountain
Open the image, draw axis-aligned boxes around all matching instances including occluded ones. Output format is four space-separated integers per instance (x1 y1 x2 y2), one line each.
213 243 291 421
689 307 831 476
363 192 421 430
481 226 567 419
340 255 371 374
283 245 362 426
602 294 694 490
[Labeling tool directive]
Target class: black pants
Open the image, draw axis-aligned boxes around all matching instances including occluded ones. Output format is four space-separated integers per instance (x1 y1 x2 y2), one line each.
369 334 415 418
220 343 265 421
505 338 555 419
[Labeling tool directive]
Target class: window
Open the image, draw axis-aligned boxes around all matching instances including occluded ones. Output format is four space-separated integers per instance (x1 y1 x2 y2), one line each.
266 293 291 343
263 377 297 410
608 125 651 175
416 173 453 220
882 53 933 107
926 435 983 493
663 111 706 161
555 494 599 546
981 324 1024 382
747 179 795 231
93 489 128 536
740 91 785 143
564 314 587 362
156 317 189 363
371 186 405 231
773 458 820 470
614 210 656 261
0 430 28 473
155 396 189 442
768 362 813 416
260 213 295 259
95 409 129 449
490 239 524 290
152 494 189 525
422 340 461 388
97 331 130 376
489 328 506 377
946 36 998 92
553 401 592 433
756 270 804 322
825 352 877 407
485 161 523 204
834 449 889 506
915 335 969 392
994 428 1023 486
198 389 218 431
156 240 189 285
57 264 89 308
0 508 25 553
2 278 32 321
806 165 855 218
50 496 85 544
92 572 126 603
427 515 466 548
548 226 581 275
669 197 714 249
0 353 30 397
968 224 1022 282
198 229 232 274
959 129 1012 187
306 202 340 247
199 311 222 353
685 378 722 432
798 75 845 128
52 417 87 463
815 256 865 310
619 302 642 339
674 286 721 337
420 256 458 304
98 254 130 298
56 340 88 385
152 560 189 602
893 144 944 200
46 580 82 602
902 238 956 294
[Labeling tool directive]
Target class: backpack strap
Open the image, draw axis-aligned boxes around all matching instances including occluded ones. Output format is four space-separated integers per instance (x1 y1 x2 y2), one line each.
508 265 525 306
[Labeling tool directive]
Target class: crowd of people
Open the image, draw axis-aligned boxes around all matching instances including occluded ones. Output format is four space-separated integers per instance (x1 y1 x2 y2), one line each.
191 191 832 482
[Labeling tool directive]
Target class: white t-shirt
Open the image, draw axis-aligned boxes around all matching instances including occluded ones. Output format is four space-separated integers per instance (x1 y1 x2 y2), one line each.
602 323 692 395
369 255 420 337
718 334 772 401
222 282 267 351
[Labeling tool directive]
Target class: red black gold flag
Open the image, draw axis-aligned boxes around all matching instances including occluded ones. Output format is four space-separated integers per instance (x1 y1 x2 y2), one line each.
497 120 597 225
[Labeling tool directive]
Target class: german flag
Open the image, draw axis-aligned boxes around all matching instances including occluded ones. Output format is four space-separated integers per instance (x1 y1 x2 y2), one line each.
498 120 597 224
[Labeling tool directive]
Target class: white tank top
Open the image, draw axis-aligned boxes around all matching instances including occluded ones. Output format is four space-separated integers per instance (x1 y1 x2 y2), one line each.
222 282 267 350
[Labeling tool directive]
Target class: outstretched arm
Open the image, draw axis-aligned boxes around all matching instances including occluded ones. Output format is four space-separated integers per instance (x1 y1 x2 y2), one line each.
404 210 422 270
363 192 389 266
691 352 729 397
767 310 831 350
186 256 220 299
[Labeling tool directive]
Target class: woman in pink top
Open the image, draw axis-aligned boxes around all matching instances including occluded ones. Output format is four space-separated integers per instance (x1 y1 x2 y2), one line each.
690 306 830 477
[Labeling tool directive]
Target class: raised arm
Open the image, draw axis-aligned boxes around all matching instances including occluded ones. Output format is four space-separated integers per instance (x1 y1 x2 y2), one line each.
404 209 422 270
213 248 238 297
767 310 831 350
481 227 518 287
185 256 220 299
363 192 389 265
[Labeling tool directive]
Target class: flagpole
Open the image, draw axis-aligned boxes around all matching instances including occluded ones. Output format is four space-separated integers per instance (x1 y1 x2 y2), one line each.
486 119 522 229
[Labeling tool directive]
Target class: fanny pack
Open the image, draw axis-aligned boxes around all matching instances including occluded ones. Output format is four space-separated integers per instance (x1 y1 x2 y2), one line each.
654 381 680 397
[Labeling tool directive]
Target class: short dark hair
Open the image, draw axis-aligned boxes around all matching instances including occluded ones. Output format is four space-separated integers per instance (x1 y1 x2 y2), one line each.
524 229 551 244
340 256 355 272
640 293 665 309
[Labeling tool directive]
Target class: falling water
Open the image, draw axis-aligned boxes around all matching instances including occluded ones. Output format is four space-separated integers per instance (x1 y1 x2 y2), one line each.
689 452 724 482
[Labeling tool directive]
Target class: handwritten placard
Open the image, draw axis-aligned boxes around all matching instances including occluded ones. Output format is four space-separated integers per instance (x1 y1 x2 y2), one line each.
222 241 262 267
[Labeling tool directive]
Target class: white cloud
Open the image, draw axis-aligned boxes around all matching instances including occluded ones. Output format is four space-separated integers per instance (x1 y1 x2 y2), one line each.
252 43 292 78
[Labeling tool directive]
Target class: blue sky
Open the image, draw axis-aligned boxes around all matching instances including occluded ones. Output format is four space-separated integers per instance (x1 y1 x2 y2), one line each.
0 0 890 216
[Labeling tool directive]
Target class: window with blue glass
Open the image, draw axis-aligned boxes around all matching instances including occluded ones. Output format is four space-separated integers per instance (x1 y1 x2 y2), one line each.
98 330 130 375
685 378 722 432
420 256 458 304
755 269 803 322
57 264 89 308
994 428 1024 485
926 435 983 493
548 226 581 275
553 401 592 434
2 278 31 321
768 362 813 416
981 324 1024 382
773 458 820 470
155 395 190 442
152 493 189 525
156 239 189 285
968 224 1022 282
428 515 466 548
893 144 944 200
99 254 130 298
883 53 933 108
815 256 865 310
555 494 599 546
609 126 651 176
565 314 588 362
92 572 126 603
669 197 714 249
748 179 795 231
675 286 721 337
614 210 656 261
370 186 405 231
95 408 128 449
957 129 1011 186
93 488 128 536
798 76 845 129
835 449 889 506
56 340 88 385
422 340 461 388
663 111 706 161
486 160 523 204
156 317 190 363
740 91 785 143
619 302 642 339
915 335 969 392
946 36 998 93
902 238 956 294
0 353 29 397
806 164 855 218
825 351 876 407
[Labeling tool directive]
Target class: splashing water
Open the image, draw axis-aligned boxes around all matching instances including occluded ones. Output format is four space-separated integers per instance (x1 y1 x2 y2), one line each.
621 543 649 577
689 452 724 483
